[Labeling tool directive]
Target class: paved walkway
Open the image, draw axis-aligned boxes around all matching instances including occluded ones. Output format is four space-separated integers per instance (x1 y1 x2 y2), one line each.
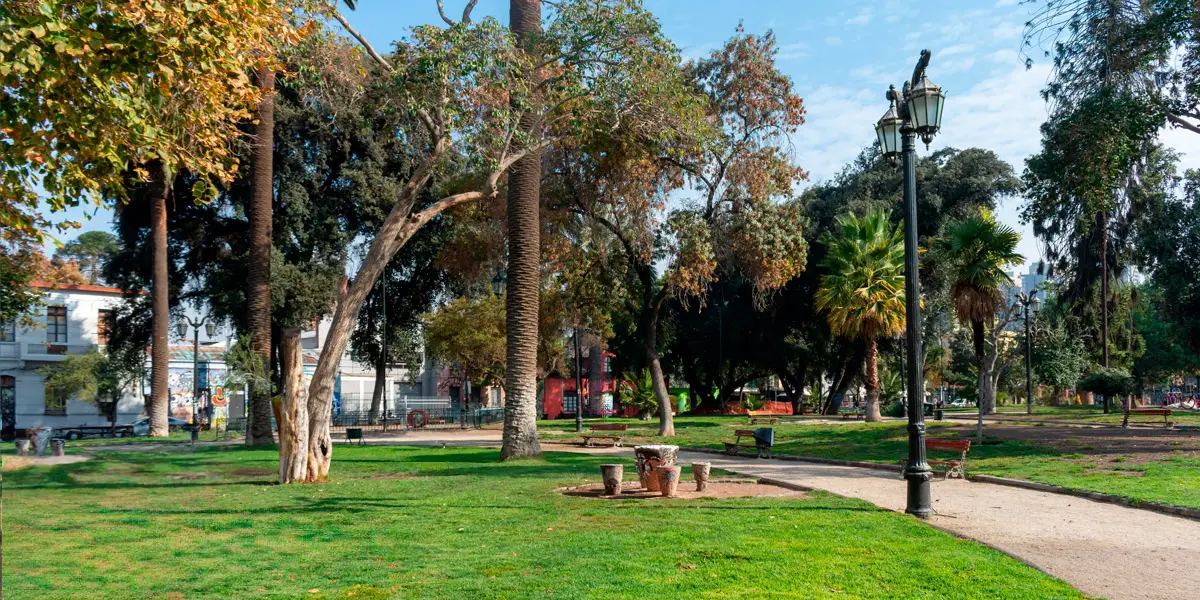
546 443 1200 600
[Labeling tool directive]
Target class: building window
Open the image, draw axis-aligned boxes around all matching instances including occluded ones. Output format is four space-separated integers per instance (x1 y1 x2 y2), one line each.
46 306 67 344
604 356 613 374
97 309 113 345
490 388 501 407
44 384 66 416
563 392 578 413
0 318 14 342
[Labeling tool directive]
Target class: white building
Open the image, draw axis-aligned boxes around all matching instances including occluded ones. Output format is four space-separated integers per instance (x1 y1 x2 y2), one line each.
302 316 442 415
0 282 144 438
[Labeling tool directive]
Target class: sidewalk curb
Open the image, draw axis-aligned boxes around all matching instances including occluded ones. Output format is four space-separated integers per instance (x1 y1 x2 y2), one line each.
968 474 1200 522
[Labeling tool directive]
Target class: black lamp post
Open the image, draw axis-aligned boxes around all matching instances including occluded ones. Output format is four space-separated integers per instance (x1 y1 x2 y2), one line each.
875 49 946 520
177 316 216 444
1016 291 1039 415
574 327 584 433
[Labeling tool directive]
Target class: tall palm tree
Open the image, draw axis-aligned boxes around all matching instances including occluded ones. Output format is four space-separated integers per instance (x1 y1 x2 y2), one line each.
147 161 171 437
501 0 544 459
246 67 276 445
815 210 907 422
940 210 1023 416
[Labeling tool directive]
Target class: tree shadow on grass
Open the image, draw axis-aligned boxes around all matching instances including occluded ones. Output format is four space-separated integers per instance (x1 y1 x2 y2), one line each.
81 493 881 518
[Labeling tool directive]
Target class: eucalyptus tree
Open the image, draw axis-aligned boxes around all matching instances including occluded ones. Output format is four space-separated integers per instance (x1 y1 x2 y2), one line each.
308 0 704 473
563 27 808 434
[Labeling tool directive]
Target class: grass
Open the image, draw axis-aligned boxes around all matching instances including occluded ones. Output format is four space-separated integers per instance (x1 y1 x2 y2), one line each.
539 416 1200 510
1 444 1085 599
941 404 1200 426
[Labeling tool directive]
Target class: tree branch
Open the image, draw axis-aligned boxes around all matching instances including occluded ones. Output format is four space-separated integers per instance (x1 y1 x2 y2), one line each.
1167 112 1200 136
330 5 393 73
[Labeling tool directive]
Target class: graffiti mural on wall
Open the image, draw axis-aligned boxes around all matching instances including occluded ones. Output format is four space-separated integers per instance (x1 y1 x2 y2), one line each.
165 367 233 424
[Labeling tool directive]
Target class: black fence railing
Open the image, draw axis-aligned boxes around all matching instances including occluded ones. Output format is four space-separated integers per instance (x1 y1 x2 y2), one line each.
330 407 504 431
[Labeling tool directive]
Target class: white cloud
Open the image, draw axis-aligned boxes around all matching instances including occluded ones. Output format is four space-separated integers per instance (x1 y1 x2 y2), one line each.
992 21 1023 41
941 44 975 57
825 36 842 46
995 0 1018 6
939 56 977 75
776 42 808 61
846 9 873 27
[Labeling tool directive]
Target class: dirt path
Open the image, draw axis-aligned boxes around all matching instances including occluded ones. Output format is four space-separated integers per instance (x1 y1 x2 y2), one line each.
554 443 1200 600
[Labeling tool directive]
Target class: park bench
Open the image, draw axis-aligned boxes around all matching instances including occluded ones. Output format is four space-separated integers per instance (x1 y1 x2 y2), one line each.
346 428 365 446
839 406 864 420
581 424 628 447
748 414 779 425
1126 408 1173 428
724 428 774 458
901 438 971 480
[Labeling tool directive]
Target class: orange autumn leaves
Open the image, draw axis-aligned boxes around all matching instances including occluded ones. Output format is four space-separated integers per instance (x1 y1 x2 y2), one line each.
1 0 307 241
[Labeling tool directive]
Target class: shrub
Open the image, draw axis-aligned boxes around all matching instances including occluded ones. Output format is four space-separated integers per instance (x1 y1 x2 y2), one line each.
1078 367 1133 397
884 400 906 418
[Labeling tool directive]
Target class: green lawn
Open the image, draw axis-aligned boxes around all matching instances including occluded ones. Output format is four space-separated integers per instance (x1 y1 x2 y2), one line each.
540 416 1200 509
2 445 1084 599
941 404 1200 426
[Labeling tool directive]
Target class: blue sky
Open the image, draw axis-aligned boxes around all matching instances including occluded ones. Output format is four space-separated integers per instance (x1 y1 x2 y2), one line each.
47 0 1200 269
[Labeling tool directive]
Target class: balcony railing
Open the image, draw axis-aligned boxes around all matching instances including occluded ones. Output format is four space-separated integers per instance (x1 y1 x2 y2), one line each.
22 343 94 360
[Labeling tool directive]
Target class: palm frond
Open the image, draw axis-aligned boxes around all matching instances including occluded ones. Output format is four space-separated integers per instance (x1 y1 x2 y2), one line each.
816 209 907 341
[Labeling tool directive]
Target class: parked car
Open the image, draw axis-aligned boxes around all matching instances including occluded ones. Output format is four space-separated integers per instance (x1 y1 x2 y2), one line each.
127 416 191 436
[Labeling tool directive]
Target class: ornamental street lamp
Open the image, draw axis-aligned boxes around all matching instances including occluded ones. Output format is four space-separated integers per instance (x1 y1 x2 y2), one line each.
1016 291 1040 416
491 267 507 297
177 316 216 445
874 49 946 520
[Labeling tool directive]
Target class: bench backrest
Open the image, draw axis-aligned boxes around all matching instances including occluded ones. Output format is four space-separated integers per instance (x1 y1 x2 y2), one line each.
733 429 756 437
346 428 363 439
1131 408 1171 415
589 424 628 431
926 438 970 452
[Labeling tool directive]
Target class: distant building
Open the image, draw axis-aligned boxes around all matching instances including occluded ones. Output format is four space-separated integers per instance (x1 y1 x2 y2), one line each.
301 315 446 416
0 283 143 438
543 335 620 419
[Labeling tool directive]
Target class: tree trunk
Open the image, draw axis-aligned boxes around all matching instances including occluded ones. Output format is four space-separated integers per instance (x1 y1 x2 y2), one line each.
148 161 171 438
247 68 276 446
863 336 883 422
823 343 865 414
368 349 386 423
277 329 309 484
500 0 544 460
980 318 999 414
972 319 987 440
301 158 447 481
643 322 674 436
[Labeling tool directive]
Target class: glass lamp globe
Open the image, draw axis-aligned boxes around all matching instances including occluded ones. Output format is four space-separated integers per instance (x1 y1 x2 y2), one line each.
905 74 946 147
875 101 904 159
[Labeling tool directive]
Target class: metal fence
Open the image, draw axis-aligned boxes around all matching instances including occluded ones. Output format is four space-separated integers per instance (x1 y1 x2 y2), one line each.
210 398 501 437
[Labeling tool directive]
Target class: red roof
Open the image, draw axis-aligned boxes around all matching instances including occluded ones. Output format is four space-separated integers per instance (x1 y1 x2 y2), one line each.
30 281 129 295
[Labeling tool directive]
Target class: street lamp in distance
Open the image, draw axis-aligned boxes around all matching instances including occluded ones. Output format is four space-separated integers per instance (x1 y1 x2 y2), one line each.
491 267 507 297
874 49 947 520
1015 290 1040 415
177 316 216 445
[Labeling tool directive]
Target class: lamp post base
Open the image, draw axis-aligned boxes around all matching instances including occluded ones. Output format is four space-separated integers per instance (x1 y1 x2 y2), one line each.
903 465 934 518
